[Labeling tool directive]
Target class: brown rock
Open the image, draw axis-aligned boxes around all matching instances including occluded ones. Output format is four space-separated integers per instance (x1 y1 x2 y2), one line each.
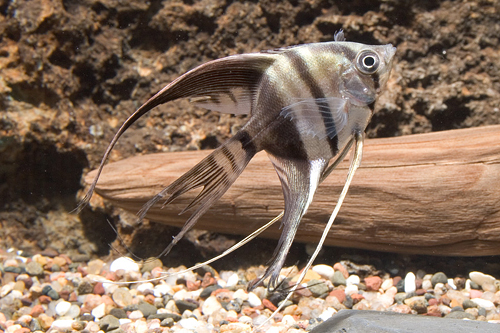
426 305 442 317
329 289 346 303
186 280 201 291
364 276 382 291
38 314 54 330
93 282 105 295
202 273 216 288
30 304 44 317
38 295 51 304
262 299 277 311
351 293 365 304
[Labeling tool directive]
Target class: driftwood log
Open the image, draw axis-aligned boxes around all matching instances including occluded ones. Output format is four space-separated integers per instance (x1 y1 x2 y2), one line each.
86 125 500 256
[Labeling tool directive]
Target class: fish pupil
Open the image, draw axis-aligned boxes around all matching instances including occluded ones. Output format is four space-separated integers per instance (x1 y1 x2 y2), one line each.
363 56 375 67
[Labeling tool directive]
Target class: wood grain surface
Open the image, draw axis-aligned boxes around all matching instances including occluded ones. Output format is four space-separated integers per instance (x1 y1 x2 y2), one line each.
85 125 500 256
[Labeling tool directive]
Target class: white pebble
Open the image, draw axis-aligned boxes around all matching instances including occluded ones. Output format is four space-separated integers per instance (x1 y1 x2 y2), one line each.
238 315 253 324
179 317 200 330
202 296 222 316
346 275 360 286
422 279 433 290
134 320 148 333
469 271 496 288
50 319 75 330
55 300 71 316
153 283 173 297
344 284 358 296
128 310 144 320
465 279 472 290
136 282 154 294
381 278 393 291
319 307 337 321
447 278 456 290
247 292 262 307
233 289 249 301
404 272 416 294
471 298 496 311
109 257 140 272
119 319 132 325
225 273 239 288
91 303 106 319
282 314 296 326
1 284 13 298
6 325 22 333
312 265 335 280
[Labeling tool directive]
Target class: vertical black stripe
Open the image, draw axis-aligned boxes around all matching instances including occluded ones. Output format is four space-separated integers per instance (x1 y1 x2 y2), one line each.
286 51 339 156
236 130 257 158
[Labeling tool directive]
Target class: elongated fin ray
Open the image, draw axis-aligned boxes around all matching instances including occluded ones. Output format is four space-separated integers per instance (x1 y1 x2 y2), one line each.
280 97 348 140
137 132 256 258
258 131 364 328
76 53 276 212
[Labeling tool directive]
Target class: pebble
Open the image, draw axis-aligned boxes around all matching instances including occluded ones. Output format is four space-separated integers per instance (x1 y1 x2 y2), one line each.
247 292 262 307
225 273 239 288
404 272 416 294
431 272 448 287
55 300 71 316
346 275 360 286
109 257 140 272
113 287 133 307
91 302 106 319
313 265 335 280
365 276 382 291
331 271 346 286
469 271 496 288
138 302 157 317
0 253 498 333
25 261 44 276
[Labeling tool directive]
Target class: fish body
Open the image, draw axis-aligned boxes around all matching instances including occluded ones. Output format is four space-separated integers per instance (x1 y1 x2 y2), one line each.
81 32 396 290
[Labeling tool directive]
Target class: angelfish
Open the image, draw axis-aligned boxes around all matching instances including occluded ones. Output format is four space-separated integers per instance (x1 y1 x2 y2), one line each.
80 31 396 290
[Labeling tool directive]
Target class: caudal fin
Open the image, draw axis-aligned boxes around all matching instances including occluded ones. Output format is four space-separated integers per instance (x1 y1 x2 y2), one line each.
139 131 257 257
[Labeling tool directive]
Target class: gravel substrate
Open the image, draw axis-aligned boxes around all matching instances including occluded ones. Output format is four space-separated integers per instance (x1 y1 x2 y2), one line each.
0 250 500 333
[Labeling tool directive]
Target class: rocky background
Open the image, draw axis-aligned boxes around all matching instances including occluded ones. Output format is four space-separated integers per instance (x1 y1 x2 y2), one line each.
0 0 499 272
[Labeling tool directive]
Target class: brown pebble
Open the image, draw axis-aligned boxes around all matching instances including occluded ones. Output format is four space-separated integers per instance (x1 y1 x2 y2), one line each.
450 299 462 308
333 263 349 279
439 295 451 306
364 276 382 291
202 273 216 288
393 276 402 286
71 321 86 331
186 280 201 291
93 283 105 295
262 299 277 311
329 289 346 303
428 298 438 306
30 305 45 317
69 291 78 302
13 328 30 333
38 314 54 330
144 294 155 305
351 293 364 304
426 305 442 317
416 289 426 296
39 295 52 304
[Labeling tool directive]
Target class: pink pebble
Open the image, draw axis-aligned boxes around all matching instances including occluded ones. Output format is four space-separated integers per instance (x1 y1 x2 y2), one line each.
469 289 483 299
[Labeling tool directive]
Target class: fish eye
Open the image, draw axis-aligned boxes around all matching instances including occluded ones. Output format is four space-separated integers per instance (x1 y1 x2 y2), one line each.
356 50 380 75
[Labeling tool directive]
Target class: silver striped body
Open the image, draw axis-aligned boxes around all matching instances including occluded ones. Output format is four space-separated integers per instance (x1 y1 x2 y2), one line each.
80 34 396 290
